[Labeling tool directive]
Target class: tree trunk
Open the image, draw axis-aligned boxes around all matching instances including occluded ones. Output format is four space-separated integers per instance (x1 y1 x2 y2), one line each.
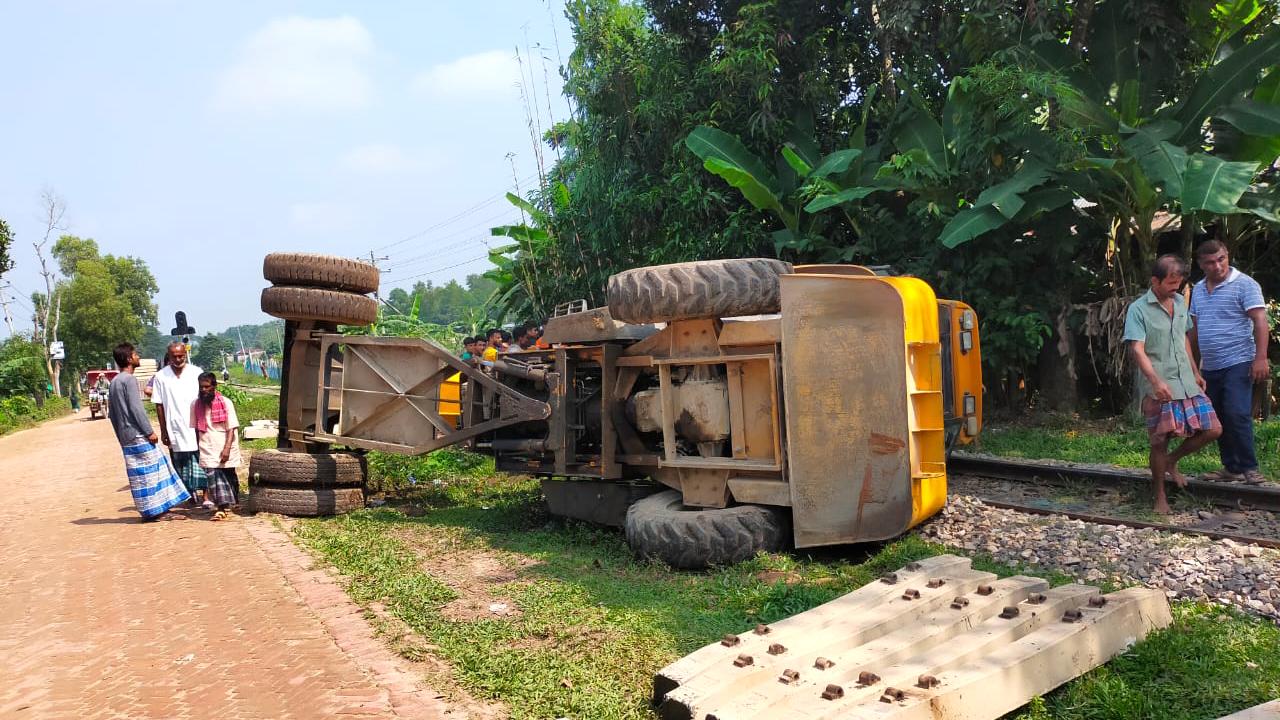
1036 305 1078 412
1068 0 1097 54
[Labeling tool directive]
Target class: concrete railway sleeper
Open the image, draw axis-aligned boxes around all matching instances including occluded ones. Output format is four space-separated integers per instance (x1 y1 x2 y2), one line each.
654 555 1171 720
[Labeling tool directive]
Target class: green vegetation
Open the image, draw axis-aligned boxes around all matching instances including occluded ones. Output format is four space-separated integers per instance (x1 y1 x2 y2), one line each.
974 417 1280 480
224 362 279 388
0 395 69 435
48 234 159 376
383 274 497 333
295 464 1280 720
486 0 1280 411
215 384 278 425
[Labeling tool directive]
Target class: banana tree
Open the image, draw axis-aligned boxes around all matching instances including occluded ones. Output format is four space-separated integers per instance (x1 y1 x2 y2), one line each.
684 115 876 260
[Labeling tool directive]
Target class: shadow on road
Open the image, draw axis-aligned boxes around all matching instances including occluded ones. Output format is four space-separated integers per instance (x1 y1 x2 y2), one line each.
71 516 142 525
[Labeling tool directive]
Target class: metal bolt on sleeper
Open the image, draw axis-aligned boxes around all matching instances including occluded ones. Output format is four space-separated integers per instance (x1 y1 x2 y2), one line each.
858 671 881 686
902 588 921 600
733 654 754 668
880 688 907 703
821 684 845 701
814 657 835 670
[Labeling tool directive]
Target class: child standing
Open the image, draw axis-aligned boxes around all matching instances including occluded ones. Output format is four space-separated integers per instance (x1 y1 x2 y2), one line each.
193 372 242 520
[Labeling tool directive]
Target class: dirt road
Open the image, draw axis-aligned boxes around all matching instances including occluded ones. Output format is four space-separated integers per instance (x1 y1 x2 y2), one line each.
0 413 454 719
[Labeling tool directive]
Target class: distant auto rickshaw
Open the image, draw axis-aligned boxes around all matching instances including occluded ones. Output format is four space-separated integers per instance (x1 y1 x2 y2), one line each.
85 369 119 420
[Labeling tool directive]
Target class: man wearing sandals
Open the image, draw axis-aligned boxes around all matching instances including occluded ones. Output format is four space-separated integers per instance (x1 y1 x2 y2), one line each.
107 343 190 521
1190 240 1270 485
194 372 241 519
1125 255 1222 514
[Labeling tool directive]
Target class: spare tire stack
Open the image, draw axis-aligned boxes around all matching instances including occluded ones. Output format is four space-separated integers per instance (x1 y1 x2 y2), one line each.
251 251 381 517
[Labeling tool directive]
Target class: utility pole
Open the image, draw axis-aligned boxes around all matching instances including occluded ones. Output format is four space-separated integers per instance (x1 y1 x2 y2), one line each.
0 283 15 336
51 293 62 396
368 251 388 304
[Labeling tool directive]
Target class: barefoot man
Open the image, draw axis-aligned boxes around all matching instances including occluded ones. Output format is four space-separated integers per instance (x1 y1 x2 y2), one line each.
1124 255 1222 514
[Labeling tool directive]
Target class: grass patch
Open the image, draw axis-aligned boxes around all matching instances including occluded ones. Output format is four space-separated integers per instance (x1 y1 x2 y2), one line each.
974 416 1280 480
292 467 1279 720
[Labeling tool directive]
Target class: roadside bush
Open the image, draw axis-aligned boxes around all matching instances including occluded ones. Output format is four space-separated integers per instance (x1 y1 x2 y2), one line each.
0 396 70 435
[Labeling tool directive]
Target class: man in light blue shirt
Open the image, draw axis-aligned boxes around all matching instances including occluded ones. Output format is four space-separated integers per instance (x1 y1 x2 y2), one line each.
1189 240 1270 484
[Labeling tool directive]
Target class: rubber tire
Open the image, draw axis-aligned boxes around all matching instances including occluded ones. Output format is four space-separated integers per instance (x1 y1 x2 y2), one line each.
261 286 378 326
624 490 788 569
607 258 793 324
264 252 380 294
248 449 366 488
248 484 365 517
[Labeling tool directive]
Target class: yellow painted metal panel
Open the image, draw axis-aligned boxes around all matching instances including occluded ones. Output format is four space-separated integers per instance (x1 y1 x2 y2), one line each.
439 372 462 428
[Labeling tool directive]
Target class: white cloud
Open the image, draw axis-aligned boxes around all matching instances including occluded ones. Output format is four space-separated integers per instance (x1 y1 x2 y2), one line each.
411 50 521 102
213 16 374 113
340 143 409 174
288 202 355 234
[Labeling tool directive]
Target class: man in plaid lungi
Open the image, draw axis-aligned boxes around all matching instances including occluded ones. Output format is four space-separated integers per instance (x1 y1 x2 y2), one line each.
152 341 207 507
1124 255 1223 514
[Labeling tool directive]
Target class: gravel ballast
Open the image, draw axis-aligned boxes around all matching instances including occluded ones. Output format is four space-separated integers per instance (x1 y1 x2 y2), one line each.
918 494 1280 623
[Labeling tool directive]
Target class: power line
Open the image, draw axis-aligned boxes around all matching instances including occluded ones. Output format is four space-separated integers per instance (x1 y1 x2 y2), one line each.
382 255 491 286
382 235 497 274
372 172 540 253
381 209 523 271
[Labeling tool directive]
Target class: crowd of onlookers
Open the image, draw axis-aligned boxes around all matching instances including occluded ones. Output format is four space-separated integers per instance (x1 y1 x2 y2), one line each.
459 321 547 369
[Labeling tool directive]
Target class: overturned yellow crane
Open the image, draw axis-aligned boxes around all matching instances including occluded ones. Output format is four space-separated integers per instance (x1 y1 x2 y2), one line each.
253 255 983 568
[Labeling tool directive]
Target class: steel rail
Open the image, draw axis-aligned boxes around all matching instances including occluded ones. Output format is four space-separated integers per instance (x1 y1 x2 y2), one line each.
974 497 1280 550
949 453 1280 513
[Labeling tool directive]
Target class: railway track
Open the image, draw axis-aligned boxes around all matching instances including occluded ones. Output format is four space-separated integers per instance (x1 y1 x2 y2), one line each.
947 453 1280 550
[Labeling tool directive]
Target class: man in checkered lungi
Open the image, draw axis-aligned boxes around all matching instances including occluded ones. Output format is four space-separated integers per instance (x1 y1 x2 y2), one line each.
152 341 208 507
1124 255 1223 514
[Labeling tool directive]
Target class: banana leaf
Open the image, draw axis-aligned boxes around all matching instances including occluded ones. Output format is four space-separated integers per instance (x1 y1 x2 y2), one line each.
1180 154 1259 214
940 206 1008 248
1121 128 1189 199
1173 26 1280 145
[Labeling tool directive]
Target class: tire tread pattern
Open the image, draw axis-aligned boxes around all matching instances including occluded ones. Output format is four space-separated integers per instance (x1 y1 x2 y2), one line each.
260 286 378 325
624 490 787 569
247 449 366 487
263 252 380 294
248 484 365 517
607 258 792 324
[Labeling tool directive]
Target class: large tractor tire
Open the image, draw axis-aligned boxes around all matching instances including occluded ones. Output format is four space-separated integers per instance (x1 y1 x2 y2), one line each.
263 252 380 294
248 449 366 487
261 286 378 326
248 485 365 517
624 490 788 569
607 258 793 324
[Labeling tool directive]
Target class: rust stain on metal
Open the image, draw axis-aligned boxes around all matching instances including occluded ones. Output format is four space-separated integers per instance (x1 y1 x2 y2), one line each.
977 584 994 595
927 578 946 588
1000 606 1021 619
733 654 754 668
857 671 880 686
880 573 898 585
950 597 970 609
814 657 835 670
753 624 771 635
917 674 940 689
721 634 740 647
901 589 921 600
869 432 906 454
768 643 787 655
779 669 800 685
821 684 845 701
880 688 907 703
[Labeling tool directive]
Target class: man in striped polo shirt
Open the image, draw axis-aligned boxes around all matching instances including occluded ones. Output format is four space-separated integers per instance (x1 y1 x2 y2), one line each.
1189 240 1270 485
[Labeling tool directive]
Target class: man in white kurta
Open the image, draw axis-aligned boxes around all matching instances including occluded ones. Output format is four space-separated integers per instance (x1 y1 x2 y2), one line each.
152 342 207 505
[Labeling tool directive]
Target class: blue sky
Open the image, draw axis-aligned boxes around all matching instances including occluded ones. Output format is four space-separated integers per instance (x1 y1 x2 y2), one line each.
0 1 574 336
